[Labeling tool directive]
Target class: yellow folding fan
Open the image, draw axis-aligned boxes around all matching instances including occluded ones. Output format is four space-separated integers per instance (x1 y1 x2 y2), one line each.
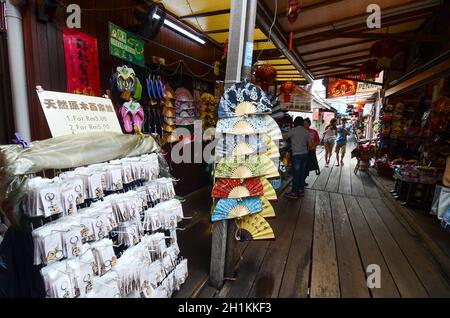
263 135 281 159
260 177 277 201
260 196 276 219
237 213 275 241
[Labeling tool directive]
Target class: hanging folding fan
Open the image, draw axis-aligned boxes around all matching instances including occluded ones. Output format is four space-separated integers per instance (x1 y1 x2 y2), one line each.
238 213 275 241
212 178 264 199
163 108 176 118
264 115 283 141
215 134 267 159
163 124 176 133
175 87 195 102
260 177 277 201
163 133 179 144
263 135 281 159
218 82 272 118
214 155 279 179
260 196 275 219
176 117 195 126
178 109 196 118
215 116 267 136
164 117 176 126
211 197 263 222
163 99 176 109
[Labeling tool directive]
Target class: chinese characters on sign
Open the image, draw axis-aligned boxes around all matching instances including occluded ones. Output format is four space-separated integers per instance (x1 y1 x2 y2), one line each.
63 28 101 96
37 90 122 137
326 78 358 98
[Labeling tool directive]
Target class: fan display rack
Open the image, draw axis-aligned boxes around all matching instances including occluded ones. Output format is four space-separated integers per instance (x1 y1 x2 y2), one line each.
210 82 283 241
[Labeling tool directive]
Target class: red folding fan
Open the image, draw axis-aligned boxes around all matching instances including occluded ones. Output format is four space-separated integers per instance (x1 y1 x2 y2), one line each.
212 178 264 199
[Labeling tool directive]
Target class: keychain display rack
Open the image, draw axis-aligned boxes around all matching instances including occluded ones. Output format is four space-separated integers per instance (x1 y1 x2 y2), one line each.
0 133 189 298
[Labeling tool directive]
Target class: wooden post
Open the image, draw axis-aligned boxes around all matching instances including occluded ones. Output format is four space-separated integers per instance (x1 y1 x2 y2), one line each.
209 0 257 288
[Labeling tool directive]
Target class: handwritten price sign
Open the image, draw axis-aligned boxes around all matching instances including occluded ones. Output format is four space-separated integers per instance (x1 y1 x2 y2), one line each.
37 90 122 137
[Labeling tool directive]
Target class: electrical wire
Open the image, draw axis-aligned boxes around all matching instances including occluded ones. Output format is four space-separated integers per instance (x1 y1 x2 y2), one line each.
255 0 278 63
185 0 204 32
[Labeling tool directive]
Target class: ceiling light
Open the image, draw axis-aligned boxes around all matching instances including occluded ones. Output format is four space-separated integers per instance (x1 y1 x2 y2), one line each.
153 13 205 45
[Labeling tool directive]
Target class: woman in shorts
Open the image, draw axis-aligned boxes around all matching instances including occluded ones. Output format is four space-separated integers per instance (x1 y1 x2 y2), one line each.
322 118 337 167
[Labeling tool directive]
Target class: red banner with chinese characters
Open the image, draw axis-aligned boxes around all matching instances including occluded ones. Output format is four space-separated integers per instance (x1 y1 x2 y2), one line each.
63 28 100 96
326 77 358 98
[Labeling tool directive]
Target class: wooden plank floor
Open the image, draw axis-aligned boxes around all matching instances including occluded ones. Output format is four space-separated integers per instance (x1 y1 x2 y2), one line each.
194 145 450 298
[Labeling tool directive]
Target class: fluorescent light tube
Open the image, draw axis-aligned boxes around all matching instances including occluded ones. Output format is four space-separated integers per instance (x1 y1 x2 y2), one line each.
153 13 206 45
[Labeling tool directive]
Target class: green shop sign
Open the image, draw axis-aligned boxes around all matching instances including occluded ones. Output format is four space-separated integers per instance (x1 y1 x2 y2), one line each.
109 22 145 67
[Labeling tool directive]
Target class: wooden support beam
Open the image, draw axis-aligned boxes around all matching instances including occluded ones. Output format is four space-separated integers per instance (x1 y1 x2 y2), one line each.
386 58 450 97
325 31 417 40
307 55 371 67
204 28 230 34
310 63 362 70
291 9 433 46
334 76 384 86
315 70 362 79
291 0 438 35
179 9 230 19
304 49 369 64
300 39 375 56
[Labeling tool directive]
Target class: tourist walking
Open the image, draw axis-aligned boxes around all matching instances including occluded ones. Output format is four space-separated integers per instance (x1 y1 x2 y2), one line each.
335 118 351 167
283 117 312 199
304 118 320 182
322 118 338 167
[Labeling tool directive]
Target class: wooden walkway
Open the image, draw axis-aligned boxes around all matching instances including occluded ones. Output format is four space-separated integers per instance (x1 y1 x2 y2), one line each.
177 146 450 298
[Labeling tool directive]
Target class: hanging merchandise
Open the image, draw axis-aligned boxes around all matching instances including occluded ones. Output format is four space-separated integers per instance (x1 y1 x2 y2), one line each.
2 138 189 298
280 81 296 103
215 155 279 179
199 93 217 130
210 81 278 242
218 82 272 118
162 88 179 144
120 100 145 134
110 66 145 134
255 65 278 92
237 213 275 241
211 197 263 221
175 87 197 126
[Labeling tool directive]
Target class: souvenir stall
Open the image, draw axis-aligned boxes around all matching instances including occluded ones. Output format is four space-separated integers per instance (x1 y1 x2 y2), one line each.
0 133 189 298
376 77 450 220
211 82 282 241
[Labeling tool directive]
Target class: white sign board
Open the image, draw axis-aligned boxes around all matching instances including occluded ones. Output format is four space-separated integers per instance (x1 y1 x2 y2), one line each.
37 90 122 137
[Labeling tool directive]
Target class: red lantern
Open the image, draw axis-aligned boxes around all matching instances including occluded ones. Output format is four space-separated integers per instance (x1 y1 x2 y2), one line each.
280 81 296 103
287 0 300 23
255 64 277 92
